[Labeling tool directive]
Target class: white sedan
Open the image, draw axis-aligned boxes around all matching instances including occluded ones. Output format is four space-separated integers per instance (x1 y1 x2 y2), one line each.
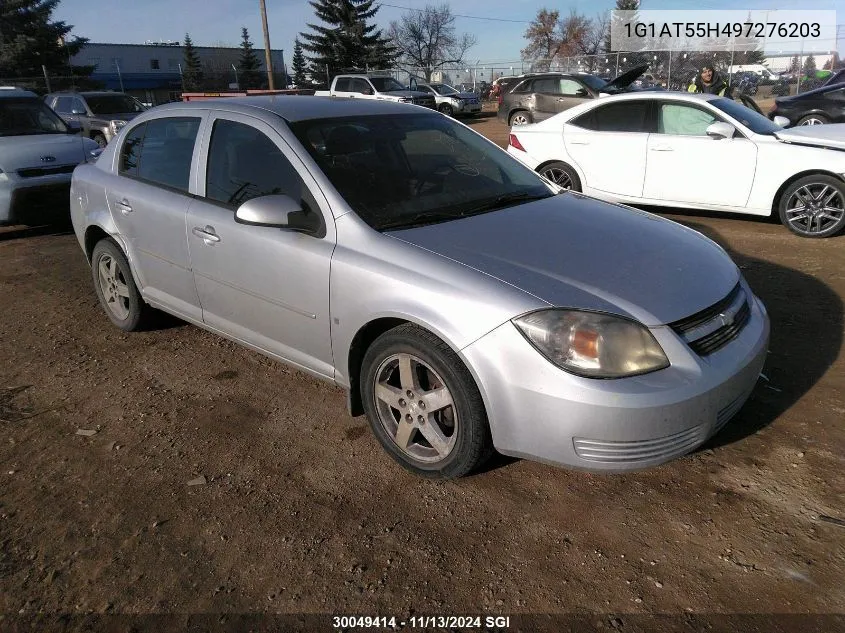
507 92 845 238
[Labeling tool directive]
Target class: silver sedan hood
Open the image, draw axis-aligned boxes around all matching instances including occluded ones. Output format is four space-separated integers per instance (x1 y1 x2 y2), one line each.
0 134 93 169
387 195 740 326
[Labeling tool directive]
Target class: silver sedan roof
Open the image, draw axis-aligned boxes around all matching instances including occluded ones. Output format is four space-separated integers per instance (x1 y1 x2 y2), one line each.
151 95 429 122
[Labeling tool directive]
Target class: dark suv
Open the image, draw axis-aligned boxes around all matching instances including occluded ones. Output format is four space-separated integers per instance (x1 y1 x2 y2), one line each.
44 91 147 148
497 65 648 126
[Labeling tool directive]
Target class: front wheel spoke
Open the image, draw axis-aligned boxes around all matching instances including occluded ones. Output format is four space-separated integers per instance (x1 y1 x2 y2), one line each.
822 206 844 216
375 382 404 409
394 419 415 450
819 189 838 207
787 205 806 216
813 185 830 203
108 258 118 278
418 419 450 456
115 281 130 298
397 354 419 392
422 386 453 413
98 259 111 282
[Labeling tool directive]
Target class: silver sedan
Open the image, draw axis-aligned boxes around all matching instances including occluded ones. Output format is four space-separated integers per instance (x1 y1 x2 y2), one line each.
69 96 770 479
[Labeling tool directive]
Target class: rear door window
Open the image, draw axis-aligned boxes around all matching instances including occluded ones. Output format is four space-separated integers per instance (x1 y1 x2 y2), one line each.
572 101 653 132
118 117 201 192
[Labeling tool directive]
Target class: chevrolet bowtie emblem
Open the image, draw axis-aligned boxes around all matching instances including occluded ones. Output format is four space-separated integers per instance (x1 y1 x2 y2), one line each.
718 312 733 328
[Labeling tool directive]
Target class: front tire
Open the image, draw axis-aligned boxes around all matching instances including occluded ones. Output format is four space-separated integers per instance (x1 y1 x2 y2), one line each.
797 114 828 126
91 239 153 331
92 133 107 148
438 103 454 117
538 161 581 192
360 324 494 479
778 175 845 238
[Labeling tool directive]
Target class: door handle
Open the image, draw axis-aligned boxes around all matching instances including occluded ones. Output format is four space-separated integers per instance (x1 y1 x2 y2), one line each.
115 199 133 215
651 145 674 152
568 140 590 145
192 226 220 244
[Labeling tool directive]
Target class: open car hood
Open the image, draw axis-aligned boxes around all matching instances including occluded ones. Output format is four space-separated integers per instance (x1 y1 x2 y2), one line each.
774 124 845 151
602 64 650 91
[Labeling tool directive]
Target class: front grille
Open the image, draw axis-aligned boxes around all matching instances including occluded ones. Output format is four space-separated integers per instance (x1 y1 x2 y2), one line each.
573 424 706 464
17 164 77 178
671 284 750 356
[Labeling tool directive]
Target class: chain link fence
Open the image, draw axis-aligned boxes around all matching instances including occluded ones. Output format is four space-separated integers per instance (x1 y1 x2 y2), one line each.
383 50 834 101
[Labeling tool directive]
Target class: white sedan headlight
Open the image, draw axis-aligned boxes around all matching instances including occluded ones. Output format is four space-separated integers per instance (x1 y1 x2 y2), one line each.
513 309 670 378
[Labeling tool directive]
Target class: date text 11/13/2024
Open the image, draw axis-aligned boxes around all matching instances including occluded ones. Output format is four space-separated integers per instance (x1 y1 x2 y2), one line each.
332 615 512 629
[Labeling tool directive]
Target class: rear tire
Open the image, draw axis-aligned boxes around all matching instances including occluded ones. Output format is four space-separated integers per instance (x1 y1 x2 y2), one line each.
538 162 581 192
508 110 532 126
360 324 494 479
91 239 153 331
778 175 845 238
797 114 828 126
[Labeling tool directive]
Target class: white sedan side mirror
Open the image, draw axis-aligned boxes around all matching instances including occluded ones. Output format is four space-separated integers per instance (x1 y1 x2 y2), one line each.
773 116 790 128
706 122 736 140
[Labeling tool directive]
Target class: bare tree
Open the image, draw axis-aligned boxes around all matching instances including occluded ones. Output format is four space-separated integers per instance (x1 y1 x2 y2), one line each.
389 4 476 81
521 9 560 71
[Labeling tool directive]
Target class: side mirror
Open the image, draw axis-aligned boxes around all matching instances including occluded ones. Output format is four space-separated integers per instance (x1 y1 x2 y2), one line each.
574 88 589 98
65 120 82 135
773 115 790 128
706 121 736 139
235 194 321 234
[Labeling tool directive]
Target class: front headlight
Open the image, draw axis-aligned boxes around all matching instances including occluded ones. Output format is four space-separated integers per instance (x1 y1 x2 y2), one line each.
513 309 670 379
398 97 412 103
109 120 127 134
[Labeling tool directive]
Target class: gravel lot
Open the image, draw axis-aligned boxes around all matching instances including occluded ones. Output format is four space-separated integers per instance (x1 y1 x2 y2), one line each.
1 113 843 632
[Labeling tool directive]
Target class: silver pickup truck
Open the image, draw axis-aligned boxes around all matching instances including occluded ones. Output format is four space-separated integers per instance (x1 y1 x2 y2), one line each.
314 74 436 109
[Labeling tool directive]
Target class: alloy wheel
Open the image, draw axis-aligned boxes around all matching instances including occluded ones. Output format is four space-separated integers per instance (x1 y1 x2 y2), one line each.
540 166 573 190
373 353 458 463
785 183 845 235
799 117 825 126
96 253 131 320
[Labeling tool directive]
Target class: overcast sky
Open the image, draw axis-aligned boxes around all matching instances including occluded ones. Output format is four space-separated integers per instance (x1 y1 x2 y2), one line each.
56 0 842 73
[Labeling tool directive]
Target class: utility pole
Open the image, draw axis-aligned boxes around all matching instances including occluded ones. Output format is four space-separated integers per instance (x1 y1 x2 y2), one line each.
259 0 275 89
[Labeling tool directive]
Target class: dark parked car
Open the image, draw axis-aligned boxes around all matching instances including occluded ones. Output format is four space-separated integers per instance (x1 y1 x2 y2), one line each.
44 91 147 148
768 83 845 126
497 65 648 126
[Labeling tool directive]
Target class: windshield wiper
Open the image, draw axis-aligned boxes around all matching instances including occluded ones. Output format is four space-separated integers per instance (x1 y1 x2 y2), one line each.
378 192 551 231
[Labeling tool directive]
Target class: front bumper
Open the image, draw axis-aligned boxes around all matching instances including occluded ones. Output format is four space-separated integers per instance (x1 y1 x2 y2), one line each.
0 171 74 225
461 290 770 472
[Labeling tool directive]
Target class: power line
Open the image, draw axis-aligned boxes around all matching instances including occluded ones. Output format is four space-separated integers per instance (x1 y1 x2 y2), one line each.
378 3 531 24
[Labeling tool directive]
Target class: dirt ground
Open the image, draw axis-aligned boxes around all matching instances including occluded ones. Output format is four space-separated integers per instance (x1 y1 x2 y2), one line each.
1 115 844 632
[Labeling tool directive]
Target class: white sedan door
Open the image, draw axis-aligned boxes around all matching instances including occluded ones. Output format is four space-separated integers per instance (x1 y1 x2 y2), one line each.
642 102 757 207
563 100 652 198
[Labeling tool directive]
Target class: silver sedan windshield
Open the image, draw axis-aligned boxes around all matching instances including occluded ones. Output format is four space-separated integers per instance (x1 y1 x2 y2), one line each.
291 113 552 230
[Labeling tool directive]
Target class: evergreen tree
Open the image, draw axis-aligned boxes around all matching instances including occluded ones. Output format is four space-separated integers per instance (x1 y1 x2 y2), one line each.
802 54 817 78
292 38 307 86
238 27 262 89
182 33 203 91
788 55 800 75
604 0 646 73
0 0 92 87
300 0 397 83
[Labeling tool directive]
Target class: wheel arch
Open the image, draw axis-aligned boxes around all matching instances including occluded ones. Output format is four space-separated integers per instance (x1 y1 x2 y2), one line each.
772 170 845 216
534 158 584 189
344 315 492 423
